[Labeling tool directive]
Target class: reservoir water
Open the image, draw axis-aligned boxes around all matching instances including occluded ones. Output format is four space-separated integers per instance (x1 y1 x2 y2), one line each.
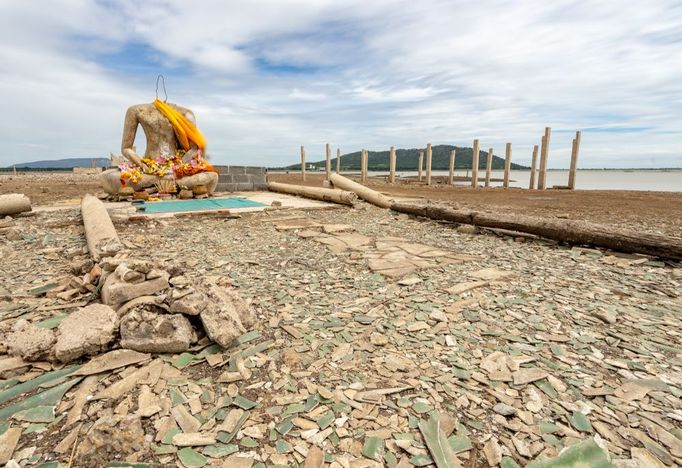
367 169 682 192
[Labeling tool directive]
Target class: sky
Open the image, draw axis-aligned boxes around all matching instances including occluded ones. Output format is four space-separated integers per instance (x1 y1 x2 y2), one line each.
1 0 681 168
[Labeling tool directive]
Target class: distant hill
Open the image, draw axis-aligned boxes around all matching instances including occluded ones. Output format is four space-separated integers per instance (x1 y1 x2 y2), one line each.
278 145 529 171
8 158 110 169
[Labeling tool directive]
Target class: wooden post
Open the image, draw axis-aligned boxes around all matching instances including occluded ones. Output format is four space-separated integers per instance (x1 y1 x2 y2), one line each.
538 127 551 190
389 146 396 183
448 150 456 185
360 148 368 182
325 143 331 179
426 143 432 185
418 151 424 182
568 130 581 190
300 145 306 182
485 148 493 187
503 142 512 189
336 148 341 173
471 139 480 188
529 145 539 189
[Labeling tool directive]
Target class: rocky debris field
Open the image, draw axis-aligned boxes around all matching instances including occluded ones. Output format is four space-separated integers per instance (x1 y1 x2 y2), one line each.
0 201 681 467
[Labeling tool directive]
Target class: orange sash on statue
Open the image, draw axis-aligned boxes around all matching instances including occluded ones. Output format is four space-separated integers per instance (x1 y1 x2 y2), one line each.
153 99 207 151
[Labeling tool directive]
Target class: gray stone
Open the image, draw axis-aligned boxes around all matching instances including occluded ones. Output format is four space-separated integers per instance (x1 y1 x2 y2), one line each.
120 310 192 353
55 304 118 362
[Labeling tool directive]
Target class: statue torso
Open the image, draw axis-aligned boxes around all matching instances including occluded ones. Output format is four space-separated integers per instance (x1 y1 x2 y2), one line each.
129 103 191 158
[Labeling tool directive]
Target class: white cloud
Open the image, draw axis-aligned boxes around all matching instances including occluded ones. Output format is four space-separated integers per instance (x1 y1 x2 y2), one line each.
0 0 680 168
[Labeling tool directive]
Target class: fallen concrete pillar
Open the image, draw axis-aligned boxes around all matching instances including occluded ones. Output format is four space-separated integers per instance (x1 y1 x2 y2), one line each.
81 194 122 261
329 173 393 209
267 181 357 206
0 194 31 217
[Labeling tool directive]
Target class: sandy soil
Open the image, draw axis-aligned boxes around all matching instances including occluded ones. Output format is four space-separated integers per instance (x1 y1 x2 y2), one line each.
269 173 682 237
2 171 681 236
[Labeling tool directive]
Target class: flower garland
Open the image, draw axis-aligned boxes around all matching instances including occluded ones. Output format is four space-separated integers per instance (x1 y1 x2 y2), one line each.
120 150 217 186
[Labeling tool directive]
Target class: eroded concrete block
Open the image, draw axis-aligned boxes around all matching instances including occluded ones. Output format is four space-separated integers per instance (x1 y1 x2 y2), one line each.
170 289 208 316
6 320 56 361
120 309 192 353
200 283 256 348
101 271 170 308
55 304 118 362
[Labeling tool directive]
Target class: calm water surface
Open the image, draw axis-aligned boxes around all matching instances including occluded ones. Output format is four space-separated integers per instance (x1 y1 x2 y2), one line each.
371 170 682 192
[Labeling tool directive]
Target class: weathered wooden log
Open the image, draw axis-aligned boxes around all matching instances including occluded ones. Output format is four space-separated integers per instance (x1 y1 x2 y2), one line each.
538 127 551 189
0 194 31 216
568 130 581 189
529 145 539 189
389 146 396 183
329 173 393 209
503 142 512 189
425 143 432 185
448 150 456 185
485 147 493 187
325 143 331 179
418 151 424 182
267 181 357 206
300 146 306 182
390 202 682 260
471 139 480 188
81 194 122 261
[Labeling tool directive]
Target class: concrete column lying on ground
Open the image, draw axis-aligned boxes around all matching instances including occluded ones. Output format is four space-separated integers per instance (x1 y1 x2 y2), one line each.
336 148 341 173
81 194 122 262
389 146 396 183
471 139 480 188
418 151 424 182
503 143 512 189
325 143 331 179
0 194 32 217
390 202 682 260
426 143 433 185
485 148 493 187
448 150 456 185
300 146 306 182
568 130 581 190
267 182 357 206
538 127 551 189
529 145 539 189
330 173 393 208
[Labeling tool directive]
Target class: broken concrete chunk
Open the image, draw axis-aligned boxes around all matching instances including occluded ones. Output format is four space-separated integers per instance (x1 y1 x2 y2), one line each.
101 270 170 308
54 304 118 362
120 310 192 353
199 282 255 348
170 290 208 316
6 320 56 361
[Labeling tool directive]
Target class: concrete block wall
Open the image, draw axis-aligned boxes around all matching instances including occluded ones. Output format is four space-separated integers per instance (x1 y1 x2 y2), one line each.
214 165 267 192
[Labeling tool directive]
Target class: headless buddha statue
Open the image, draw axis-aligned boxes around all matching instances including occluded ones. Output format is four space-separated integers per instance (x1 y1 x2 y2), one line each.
100 101 219 195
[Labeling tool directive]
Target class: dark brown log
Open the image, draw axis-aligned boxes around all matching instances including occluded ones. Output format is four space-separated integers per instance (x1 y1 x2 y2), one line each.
390 202 682 260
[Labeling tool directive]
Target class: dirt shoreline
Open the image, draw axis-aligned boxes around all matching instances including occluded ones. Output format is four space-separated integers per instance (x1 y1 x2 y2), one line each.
269 173 682 237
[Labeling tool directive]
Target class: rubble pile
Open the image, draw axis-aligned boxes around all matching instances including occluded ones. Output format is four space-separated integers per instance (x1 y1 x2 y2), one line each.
0 193 680 467
4 257 256 364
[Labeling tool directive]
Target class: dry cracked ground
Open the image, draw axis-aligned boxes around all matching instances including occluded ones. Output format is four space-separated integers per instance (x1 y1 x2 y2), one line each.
0 202 681 467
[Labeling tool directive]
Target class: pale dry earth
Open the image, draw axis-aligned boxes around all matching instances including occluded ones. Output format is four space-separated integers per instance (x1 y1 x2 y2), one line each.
0 186 680 467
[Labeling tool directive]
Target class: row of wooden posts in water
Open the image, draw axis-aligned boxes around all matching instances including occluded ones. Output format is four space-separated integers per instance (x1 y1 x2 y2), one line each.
299 127 582 190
